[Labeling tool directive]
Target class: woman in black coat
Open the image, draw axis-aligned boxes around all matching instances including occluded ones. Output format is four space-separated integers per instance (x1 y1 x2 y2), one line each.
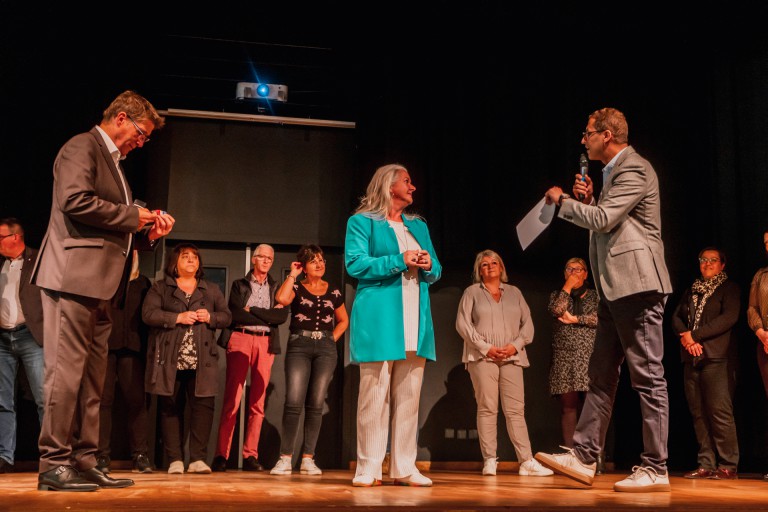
143 243 231 474
671 246 740 481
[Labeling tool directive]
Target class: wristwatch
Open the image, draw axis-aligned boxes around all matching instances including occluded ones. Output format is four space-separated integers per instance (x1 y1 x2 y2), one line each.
558 193 571 206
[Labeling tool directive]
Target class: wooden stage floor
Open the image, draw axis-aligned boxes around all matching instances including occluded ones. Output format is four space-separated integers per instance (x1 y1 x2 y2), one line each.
2 468 767 511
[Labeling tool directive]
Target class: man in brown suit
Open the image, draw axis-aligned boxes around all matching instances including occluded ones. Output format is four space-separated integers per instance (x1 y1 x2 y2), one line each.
0 218 45 473
31 90 175 491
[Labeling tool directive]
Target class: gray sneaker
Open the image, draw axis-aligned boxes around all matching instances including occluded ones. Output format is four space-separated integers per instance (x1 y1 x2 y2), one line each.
534 447 596 485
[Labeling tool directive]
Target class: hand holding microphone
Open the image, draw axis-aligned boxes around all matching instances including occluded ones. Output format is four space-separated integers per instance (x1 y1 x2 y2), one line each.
578 153 588 200
573 153 594 204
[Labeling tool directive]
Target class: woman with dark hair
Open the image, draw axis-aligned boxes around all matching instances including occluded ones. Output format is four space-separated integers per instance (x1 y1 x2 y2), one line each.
547 257 598 450
143 243 231 474
672 246 740 480
270 244 348 476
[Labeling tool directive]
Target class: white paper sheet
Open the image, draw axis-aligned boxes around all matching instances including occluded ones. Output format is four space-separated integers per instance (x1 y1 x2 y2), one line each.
516 197 556 250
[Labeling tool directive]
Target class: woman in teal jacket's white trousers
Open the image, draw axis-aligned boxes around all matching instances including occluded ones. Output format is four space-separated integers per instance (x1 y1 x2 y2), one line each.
345 164 441 487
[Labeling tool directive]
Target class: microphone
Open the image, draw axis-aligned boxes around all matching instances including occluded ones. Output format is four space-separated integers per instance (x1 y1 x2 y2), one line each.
578 153 589 200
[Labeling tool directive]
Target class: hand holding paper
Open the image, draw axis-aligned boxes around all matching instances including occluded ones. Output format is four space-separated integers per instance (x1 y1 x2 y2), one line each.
516 197 556 250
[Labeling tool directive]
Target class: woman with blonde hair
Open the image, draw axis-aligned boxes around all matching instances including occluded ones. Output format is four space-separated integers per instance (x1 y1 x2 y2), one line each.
456 249 552 477
345 163 441 487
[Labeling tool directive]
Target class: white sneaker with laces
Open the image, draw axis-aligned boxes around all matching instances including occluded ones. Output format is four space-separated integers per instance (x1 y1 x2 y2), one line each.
187 460 211 474
534 446 596 485
519 458 554 476
300 457 322 475
613 465 671 493
394 471 432 487
270 456 293 475
167 460 184 474
482 457 498 476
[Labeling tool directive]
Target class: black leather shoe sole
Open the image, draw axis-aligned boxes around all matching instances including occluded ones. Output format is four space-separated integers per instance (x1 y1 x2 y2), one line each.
38 481 99 492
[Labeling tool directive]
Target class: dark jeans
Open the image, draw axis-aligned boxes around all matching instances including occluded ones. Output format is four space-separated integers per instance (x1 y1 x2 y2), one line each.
98 351 150 458
573 292 669 473
279 334 338 456
683 359 739 470
157 370 214 463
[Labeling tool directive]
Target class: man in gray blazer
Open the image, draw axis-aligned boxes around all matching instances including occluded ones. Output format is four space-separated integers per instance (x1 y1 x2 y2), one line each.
30 90 175 491
537 108 673 493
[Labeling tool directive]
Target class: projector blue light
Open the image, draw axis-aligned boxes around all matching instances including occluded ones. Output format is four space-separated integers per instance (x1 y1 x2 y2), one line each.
256 84 270 97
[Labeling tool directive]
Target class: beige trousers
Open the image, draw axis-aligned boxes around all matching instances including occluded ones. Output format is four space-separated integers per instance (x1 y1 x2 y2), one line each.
467 359 532 462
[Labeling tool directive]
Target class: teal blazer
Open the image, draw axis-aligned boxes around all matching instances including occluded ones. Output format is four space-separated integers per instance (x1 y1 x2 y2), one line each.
344 213 442 363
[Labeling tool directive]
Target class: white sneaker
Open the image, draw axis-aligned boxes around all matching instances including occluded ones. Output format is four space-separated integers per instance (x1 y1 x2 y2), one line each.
519 458 554 476
167 460 184 474
270 456 293 475
352 474 382 487
300 457 322 475
613 466 671 493
394 471 432 487
187 460 211 474
482 457 498 476
534 447 596 485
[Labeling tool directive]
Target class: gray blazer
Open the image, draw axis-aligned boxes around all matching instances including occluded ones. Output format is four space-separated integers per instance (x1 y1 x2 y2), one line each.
558 146 672 301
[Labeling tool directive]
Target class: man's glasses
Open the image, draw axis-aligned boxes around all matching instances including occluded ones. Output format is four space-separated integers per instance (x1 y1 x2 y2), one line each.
127 115 150 143
565 266 586 274
582 130 601 139
699 257 721 264
0 233 16 241
254 255 274 262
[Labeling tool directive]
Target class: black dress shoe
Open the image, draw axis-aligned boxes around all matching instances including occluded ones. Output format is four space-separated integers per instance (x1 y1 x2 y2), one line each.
132 453 153 473
243 456 264 471
80 467 134 488
38 466 99 492
211 455 228 472
0 458 13 473
96 455 111 474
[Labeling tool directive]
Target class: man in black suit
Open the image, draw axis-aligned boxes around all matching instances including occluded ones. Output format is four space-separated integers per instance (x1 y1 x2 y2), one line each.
0 218 45 473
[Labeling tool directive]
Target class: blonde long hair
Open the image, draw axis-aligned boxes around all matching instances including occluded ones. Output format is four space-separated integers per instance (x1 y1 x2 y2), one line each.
354 163 421 220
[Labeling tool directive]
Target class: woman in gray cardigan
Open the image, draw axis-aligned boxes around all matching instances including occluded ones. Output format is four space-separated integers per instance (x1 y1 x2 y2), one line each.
455 249 552 478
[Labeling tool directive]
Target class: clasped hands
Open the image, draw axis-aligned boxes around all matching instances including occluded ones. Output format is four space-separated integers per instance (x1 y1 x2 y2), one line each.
403 249 432 271
680 331 703 357
486 344 518 362
177 309 211 325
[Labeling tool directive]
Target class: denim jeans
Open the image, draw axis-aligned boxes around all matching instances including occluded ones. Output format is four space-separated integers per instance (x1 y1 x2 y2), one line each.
0 326 44 465
279 333 338 456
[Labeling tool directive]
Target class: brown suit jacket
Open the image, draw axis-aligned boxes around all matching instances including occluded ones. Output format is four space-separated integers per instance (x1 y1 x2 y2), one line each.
19 245 44 345
31 127 151 302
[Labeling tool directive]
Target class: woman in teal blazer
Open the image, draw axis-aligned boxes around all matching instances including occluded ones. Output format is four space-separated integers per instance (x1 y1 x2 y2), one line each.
345 163 441 488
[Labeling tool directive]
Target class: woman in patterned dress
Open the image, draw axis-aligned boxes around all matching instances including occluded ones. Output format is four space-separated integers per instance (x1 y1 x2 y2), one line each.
547 257 598 448
270 244 348 477
143 243 231 474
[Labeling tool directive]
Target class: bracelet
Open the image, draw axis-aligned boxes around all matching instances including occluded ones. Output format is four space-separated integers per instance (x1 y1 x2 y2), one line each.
287 275 296 281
